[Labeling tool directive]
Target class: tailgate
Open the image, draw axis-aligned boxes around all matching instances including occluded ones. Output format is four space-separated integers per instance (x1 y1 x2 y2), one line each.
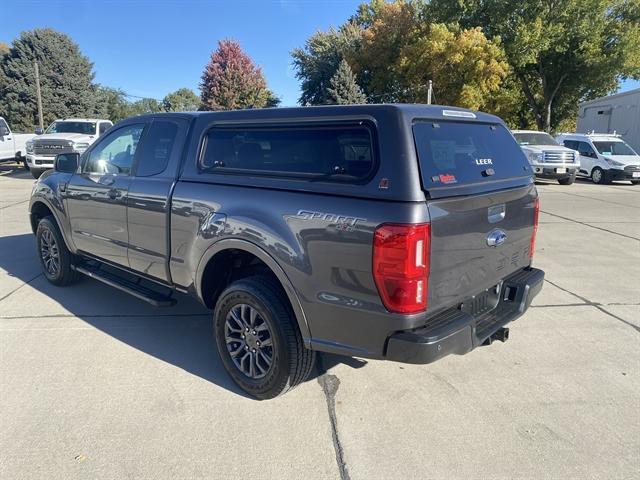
411 118 537 312
427 184 536 311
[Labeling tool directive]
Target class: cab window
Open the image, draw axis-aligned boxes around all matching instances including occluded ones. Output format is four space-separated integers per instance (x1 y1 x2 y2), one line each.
134 121 180 177
577 142 597 158
84 124 144 175
99 123 112 135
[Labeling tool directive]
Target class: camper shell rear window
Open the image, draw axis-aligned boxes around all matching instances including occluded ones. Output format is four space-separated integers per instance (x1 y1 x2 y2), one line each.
413 121 530 189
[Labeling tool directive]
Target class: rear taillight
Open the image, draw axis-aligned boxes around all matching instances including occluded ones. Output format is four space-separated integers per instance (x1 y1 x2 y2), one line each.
530 197 540 258
373 223 430 314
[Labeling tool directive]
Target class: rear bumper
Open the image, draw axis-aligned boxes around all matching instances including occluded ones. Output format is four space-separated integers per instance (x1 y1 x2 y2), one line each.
385 267 544 364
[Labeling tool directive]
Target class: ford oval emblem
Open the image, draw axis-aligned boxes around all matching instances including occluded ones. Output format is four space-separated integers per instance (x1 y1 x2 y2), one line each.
486 229 507 247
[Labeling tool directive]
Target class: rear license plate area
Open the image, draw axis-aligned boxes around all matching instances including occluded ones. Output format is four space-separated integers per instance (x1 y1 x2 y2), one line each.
461 284 501 317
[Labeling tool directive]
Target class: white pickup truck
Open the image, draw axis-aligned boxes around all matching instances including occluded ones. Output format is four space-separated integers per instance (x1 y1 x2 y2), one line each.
0 117 36 165
26 118 113 178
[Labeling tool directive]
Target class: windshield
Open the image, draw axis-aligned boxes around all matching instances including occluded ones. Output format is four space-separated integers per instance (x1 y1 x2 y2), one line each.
46 121 97 135
593 141 637 156
413 121 530 189
513 132 558 146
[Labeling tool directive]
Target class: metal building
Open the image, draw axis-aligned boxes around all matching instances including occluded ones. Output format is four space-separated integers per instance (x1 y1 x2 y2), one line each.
577 88 640 152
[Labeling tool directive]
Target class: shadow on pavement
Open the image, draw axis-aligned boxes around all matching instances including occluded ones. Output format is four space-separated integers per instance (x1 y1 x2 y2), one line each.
0 162 34 180
0 232 366 398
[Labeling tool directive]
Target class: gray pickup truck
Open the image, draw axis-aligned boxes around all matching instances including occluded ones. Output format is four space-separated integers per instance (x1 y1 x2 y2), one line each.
29 105 544 399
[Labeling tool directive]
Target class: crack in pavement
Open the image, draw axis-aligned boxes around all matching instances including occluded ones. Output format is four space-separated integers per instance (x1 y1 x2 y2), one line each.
0 199 29 210
544 279 640 333
555 190 640 209
0 273 42 303
317 355 350 480
532 302 640 308
540 210 640 241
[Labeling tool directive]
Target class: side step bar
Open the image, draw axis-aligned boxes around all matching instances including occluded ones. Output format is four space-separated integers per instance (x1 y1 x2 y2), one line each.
75 264 176 307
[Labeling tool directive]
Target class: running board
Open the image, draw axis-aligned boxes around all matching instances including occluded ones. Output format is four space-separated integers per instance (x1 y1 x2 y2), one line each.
75 264 176 307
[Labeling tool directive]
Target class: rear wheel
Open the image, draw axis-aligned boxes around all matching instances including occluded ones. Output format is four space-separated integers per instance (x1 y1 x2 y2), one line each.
213 276 315 399
632 181 640 186
36 216 79 286
591 167 607 184
31 168 44 179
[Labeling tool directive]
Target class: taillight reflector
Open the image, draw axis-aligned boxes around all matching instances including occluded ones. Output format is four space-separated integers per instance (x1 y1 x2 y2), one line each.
530 197 540 258
373 223 431 314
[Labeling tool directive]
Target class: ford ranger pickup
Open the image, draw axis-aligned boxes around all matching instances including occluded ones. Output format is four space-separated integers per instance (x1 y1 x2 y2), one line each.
29 105 544 399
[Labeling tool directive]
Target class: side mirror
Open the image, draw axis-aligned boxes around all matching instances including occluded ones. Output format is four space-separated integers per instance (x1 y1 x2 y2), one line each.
35 127 43 135
54 153 79 173
0 126 9 136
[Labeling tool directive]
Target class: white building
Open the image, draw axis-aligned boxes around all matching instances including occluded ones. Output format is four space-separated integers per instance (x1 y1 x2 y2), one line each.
577 88 640 152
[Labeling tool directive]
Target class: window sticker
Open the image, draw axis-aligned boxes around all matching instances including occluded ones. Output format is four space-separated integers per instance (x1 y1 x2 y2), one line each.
439 174 457 184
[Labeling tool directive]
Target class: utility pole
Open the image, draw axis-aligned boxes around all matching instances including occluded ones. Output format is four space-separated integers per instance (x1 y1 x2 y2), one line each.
34 61 44 131
427 80 433 105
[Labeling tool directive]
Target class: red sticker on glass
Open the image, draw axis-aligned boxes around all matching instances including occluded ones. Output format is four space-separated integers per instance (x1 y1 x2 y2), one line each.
439 174 457 184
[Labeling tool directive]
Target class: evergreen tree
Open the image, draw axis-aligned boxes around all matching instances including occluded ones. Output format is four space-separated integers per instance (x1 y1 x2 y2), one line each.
0 28 100 131
326 59 367 104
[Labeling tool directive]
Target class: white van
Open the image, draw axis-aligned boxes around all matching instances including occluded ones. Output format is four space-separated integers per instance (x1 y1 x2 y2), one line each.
555 133 640 185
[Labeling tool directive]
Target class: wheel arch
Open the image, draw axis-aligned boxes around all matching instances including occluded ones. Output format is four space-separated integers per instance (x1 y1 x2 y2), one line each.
29 199 74 252
195 239 311 346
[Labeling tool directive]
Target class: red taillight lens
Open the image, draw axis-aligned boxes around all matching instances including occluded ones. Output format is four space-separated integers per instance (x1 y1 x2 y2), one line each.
373 223 430 314
530 197 540 258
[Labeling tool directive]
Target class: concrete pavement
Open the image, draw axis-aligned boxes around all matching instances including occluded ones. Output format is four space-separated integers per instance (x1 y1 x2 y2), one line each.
1 163 638 479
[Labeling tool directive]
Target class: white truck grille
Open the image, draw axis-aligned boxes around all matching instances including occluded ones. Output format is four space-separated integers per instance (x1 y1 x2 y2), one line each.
543 151 575 163
33 140 74 156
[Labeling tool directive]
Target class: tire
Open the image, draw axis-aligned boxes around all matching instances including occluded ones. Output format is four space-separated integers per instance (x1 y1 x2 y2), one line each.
591 167 608 184
36 216 80 286
31 168 44 179
631 180 640 186
213 276 315 399
558 175 576 185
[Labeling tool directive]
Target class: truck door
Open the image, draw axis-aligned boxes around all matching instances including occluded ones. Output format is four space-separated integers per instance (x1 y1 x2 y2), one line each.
0 118 13 160
126 118 188 282
65 123 145 268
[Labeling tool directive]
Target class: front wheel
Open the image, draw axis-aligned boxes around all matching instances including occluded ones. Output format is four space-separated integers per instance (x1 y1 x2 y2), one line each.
213 276 315 399
631 180 640 186
558 175 576 185
36 216 80 286
591 167 608 184
31 168 44 179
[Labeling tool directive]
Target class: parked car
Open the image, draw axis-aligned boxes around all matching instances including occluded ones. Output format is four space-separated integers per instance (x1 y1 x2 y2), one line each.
26 118 113 179
556 133 640 185
29 105 544 399
512 130 580 185
0 117 36 164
